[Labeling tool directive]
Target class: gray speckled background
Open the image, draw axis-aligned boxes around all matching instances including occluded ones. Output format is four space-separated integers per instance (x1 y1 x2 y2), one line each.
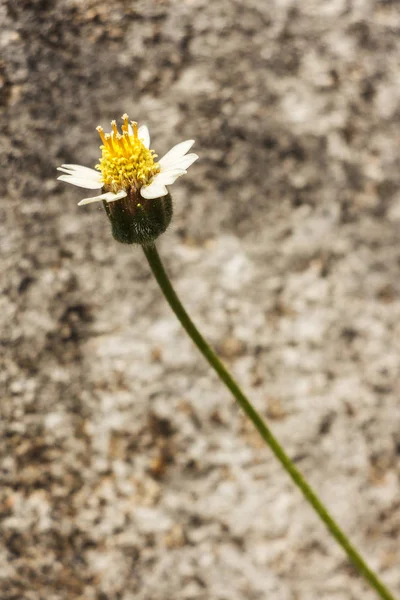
1 0 400 598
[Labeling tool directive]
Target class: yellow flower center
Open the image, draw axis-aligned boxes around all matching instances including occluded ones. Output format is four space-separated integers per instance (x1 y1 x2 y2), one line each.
95 114 160 191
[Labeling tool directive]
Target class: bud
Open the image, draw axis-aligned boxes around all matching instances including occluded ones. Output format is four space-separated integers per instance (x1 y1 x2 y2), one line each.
102 189 173 245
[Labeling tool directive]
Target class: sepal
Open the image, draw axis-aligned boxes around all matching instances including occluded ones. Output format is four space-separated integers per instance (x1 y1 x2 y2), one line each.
103 189 173 245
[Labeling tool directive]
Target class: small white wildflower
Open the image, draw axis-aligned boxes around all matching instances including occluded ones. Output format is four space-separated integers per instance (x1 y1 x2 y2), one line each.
57 115 198 206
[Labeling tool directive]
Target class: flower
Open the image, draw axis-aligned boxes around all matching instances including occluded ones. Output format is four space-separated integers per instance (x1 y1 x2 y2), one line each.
56 115 198 245
57 114 198 206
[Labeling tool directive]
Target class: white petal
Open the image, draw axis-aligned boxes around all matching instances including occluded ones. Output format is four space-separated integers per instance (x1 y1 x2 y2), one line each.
57 167 80 175
155 169 187 186
104 190 128 203
57 165 102 187
78 194 108 206
161 153 198 172
140 181 168 200
138 124 150 149
57 169 103 187
78 190 127 206
58 164 101 179
158 140 195 169
57 174 103 190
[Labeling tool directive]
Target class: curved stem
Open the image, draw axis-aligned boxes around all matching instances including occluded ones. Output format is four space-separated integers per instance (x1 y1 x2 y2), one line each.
142 242 396 600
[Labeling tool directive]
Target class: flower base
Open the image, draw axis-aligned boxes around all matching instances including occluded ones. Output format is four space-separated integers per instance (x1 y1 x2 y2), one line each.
103 192 173 245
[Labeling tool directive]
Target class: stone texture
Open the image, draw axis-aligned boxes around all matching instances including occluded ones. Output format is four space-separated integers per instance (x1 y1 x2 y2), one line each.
1 0 400 598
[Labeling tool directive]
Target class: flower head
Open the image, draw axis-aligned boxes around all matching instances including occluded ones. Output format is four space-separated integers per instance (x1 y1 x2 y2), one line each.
57 115 198 205
57 115 198 244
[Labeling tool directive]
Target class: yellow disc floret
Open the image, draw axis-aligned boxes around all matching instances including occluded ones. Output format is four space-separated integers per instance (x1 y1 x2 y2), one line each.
95 114 160 191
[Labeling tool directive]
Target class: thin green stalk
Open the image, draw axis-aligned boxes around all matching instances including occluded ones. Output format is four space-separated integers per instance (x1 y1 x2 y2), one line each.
142 241 396 600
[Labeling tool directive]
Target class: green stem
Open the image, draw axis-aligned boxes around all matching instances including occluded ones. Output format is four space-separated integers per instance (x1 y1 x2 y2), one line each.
142 242 396 600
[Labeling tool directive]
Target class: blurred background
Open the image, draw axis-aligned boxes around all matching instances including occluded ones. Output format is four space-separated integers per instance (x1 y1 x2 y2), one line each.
1 0 400 598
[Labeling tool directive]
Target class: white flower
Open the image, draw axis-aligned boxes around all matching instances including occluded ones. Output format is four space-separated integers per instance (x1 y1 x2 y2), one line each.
57 116 198 206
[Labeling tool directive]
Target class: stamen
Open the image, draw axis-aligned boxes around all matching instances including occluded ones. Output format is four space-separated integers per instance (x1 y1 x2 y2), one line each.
116 133 125 151
96 117 160 192
122 131 133 151
111 120 119 137
96 126 107 146
104 133 114 151
121 114 130 133
130 121 138 139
